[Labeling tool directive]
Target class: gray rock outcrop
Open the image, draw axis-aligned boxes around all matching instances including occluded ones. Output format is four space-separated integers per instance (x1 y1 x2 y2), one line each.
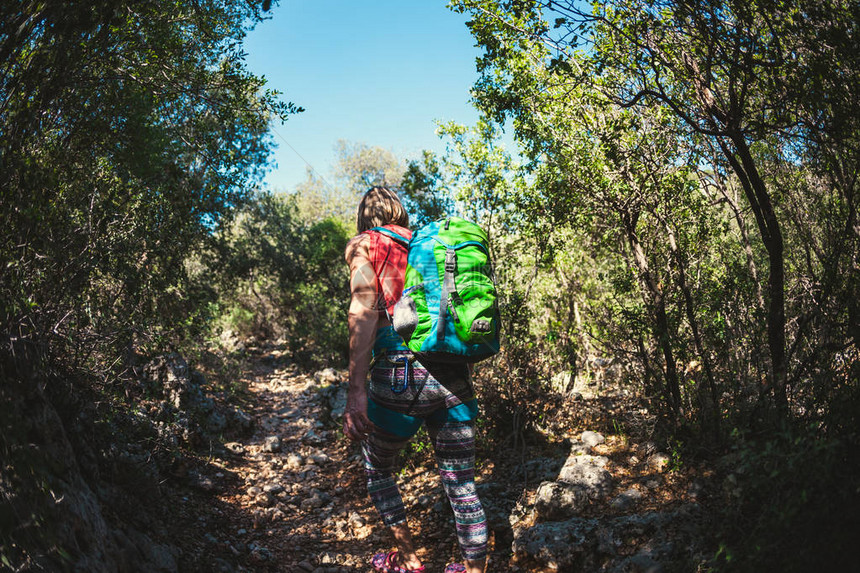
534 440 614 520
513 506 703 572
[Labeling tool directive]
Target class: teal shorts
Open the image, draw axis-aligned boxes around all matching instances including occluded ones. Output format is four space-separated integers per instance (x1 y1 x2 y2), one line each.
368 396 479 438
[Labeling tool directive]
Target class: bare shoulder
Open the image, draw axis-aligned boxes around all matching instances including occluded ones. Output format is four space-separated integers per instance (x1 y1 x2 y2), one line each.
345 233 371 265
345 233 377 302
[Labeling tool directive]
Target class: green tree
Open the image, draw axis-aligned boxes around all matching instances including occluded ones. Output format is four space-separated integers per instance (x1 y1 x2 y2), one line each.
291 140 406 226
0 0 300 369
399 150 455 226
0 2 301 568
206 191 350 366
452 0 859 428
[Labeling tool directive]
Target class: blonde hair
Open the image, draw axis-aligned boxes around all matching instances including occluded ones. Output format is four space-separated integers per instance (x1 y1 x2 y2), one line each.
356 186 409 233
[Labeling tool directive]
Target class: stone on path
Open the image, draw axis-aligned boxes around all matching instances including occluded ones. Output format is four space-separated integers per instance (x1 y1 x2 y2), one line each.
224 442 244 454
558 458 613 496
568 440 592 455
285 453 303 469
564 454 609 468
581 430 606 447
262 435 281 452
228 406 254 433
513 507 702 572
303 428 323 444
648 452 671 471
610 487 644 510
263 483 284 494
313 367 339 385
534 481 591 520
534 446 614 520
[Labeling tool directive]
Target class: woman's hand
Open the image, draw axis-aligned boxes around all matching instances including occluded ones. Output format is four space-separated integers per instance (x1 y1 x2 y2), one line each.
343 386 375 441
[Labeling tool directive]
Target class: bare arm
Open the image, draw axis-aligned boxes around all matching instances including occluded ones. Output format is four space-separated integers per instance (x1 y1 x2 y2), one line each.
343 234 379 441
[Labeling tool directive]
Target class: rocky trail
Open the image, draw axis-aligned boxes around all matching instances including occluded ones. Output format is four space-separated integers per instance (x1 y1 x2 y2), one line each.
167 346 710 572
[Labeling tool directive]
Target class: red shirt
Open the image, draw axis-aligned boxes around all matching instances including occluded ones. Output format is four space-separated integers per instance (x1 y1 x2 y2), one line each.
365 224 412 316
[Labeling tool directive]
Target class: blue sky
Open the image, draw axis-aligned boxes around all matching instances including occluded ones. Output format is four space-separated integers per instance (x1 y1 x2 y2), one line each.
243 1 484 192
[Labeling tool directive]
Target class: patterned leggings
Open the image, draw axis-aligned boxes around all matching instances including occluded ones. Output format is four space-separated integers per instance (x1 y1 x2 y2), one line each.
361 355 488 562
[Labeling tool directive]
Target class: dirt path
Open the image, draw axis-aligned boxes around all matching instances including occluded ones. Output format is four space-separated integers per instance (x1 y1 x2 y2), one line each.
186 351 524 573
174 348 704 572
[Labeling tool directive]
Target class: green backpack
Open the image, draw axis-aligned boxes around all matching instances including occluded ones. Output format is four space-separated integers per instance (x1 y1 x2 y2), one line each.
386 216 501 363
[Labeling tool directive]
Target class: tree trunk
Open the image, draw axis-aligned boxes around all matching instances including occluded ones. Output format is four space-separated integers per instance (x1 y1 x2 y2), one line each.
665 223 720 438
702 165 766 314
625 219 681 421
677 43 789 417
720 135 788 416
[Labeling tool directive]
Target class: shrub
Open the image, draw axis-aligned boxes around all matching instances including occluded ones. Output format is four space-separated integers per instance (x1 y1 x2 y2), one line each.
710 427 860 572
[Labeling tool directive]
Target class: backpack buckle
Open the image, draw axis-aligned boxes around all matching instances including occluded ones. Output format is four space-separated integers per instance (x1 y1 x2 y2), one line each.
445 249 457 273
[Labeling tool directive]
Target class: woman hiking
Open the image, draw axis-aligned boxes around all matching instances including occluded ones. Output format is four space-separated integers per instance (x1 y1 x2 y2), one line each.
343 186 488 573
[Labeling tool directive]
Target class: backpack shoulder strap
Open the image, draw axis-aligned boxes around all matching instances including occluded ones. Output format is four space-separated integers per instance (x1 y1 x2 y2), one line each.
366 226 411 318
370 226 410 247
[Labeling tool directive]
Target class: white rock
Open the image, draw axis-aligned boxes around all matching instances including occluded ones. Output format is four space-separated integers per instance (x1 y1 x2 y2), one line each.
313 368 339 384
225 442 245 454
648 452 671 471
568 441 592 455
581 431 606 447
534 481 590 520
262 436 281 453
558 461 613 497
566 454 609 467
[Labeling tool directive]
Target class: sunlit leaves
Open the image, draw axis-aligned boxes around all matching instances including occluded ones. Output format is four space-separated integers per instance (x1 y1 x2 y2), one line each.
0 0 300 362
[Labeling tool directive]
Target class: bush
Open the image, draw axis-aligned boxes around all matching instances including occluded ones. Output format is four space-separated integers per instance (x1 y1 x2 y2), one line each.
203 192 351 368
710 427 860 572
